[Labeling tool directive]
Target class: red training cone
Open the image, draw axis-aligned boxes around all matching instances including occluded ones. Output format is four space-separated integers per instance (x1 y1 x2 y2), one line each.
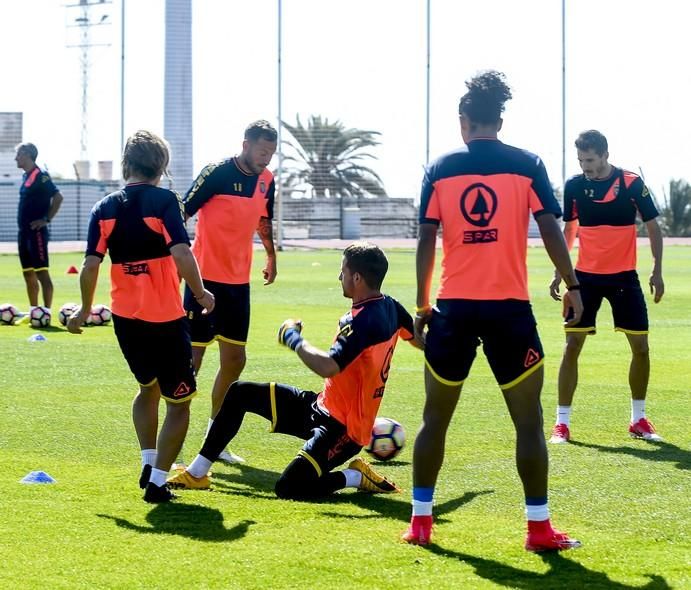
66 265 79 274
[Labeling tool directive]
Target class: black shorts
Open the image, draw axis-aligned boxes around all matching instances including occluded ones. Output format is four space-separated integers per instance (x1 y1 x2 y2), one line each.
425 299 545 390
112 314 196 403
566 270 648 335
18 227 49 271
184 280 250 346
269 383 362 476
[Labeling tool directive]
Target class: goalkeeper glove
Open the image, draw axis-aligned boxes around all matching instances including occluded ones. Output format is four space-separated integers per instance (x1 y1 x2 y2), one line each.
278 319 304 351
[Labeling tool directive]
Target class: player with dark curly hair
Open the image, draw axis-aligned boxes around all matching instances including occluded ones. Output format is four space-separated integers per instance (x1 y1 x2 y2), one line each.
403 71 583 551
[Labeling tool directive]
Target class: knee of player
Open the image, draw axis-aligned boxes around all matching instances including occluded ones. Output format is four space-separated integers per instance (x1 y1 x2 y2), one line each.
274 473 301 500
512 414 544 433
220 349 246 372
630 343 650 358
165 399 192 415
225 380 249 400
563 336 586 357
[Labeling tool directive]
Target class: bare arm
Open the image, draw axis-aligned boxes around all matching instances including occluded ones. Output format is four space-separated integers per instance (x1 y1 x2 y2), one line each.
415 224 437 341
257 217 277 285
67 255 101 333
296 339 341 378
170 243 215 313
537 214 583 326
646 218 664 303
277 319 340 378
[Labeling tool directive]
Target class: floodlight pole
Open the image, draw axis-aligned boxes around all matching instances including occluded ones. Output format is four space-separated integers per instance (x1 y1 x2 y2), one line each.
425 0 431 165
120 0 125 159
276 0 284 249
561 0 566 187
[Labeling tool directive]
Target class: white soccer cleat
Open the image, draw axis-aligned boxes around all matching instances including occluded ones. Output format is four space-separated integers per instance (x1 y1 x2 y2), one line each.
218 449 245 464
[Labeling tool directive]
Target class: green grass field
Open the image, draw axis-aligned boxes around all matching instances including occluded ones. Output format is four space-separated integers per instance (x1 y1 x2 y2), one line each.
0 247 688 589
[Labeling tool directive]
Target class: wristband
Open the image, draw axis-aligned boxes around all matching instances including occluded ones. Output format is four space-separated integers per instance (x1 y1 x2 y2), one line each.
566 284 581 291
283 327 304 351
415 304 432 313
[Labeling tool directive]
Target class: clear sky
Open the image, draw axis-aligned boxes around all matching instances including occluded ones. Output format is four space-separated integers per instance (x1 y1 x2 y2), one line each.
2 0 689 202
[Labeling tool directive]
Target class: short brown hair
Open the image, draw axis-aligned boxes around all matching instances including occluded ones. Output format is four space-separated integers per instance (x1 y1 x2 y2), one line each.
121 130 170 181
575 130 608 156
343 242 388 290
244 120 278 143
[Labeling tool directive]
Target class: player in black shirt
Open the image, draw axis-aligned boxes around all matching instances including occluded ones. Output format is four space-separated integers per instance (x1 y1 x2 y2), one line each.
15 143 63 316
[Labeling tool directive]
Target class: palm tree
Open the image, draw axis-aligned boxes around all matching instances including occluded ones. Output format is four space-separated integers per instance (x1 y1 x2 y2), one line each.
658 179 691 237
279 115 388 202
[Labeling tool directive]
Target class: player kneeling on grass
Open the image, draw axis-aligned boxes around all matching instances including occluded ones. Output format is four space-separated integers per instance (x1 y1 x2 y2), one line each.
67 130 214 504
168 242 422 499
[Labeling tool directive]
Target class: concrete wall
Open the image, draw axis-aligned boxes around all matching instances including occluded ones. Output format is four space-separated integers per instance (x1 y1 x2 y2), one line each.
0 181 419 242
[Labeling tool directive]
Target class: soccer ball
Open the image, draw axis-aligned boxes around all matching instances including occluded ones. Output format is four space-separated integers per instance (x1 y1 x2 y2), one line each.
0 303 21 325
58 302 79 326
89 303 112 326
365 417 405 461
29 306 51 328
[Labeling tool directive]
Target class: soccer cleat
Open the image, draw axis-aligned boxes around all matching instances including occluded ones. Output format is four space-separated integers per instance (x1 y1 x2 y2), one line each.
629 418 662 441
549 423 571 444
401 515 433 545
348 457 401 493
525 522 582 552
139 463 152 489
167 469 211 490
218 449 246 464
143 482 177 503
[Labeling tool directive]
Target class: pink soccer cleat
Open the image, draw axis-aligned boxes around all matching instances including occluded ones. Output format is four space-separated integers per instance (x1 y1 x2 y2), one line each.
402 515 433 545
629 418 662 441
549 423 571 444
525 521 581 552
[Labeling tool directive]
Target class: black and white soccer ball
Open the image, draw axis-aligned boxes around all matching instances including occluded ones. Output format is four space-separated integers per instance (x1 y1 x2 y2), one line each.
89 303 112 326
58 302 79 326
365 417 405 461
0 303 21 325
29 306 51 328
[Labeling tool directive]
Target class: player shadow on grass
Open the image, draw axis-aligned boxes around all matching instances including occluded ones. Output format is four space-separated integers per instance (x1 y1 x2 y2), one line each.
569 440 690 471
318 489 494 523
210 463 283 497
195 464 493 524
425 543 670 590
97 504 255 542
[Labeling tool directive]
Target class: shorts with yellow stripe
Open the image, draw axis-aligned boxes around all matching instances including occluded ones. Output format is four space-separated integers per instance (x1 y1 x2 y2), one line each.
184 279 250 346
113 314 197 402
564 270 648 335
425 299 545 390
269 383 361 475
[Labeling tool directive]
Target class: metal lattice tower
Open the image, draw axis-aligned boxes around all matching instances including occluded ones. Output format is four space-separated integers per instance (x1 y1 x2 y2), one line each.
66 0 112 160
